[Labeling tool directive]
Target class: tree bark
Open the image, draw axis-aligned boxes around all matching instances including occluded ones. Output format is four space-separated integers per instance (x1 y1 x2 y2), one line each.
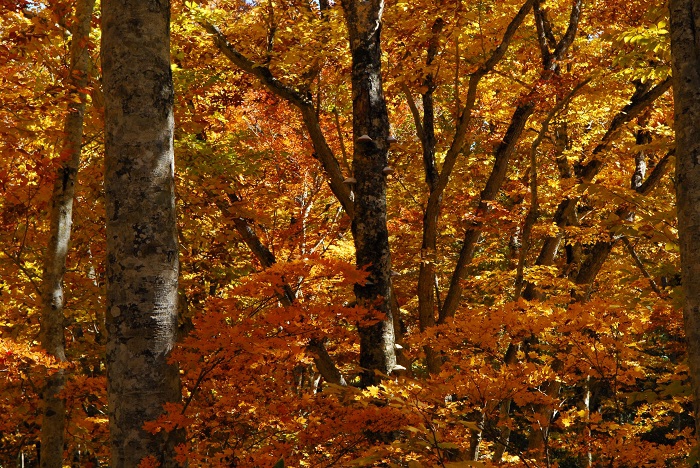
525 117 673 459
439 101 535 322
340 0 397 386
102 0 182 466
408 0 537 348
39 0 95 466
670 0 700 439
416 18 444 375
438 0 582 322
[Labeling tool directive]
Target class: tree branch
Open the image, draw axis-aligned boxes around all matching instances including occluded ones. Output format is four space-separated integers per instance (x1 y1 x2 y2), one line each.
578 77 672 182
623 237 662 295
637 148 674 195
202 21 354 218
307 338 347 386
528 77 672 281
216 192 346 386
552 0 582 62
401 82 426 146
435 0 537 199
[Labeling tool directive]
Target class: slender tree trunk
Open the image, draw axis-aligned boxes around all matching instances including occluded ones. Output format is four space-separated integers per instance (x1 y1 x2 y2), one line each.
439 102 535 321
202 22 355 218
340 0 397 386
525 105 672 460
414 18 444 375
39 1 95 466
524 78 671 296
670 0 700 440
218 192 346 386
102 0 182 466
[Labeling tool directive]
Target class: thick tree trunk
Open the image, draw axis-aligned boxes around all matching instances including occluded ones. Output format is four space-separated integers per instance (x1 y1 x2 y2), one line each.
340 0 397 386
670 0 700 439
102 0 182 466
406 2 536 373
39 1 95 466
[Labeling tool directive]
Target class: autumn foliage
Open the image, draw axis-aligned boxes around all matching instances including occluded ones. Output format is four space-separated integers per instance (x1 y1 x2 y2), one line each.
0 0 691 466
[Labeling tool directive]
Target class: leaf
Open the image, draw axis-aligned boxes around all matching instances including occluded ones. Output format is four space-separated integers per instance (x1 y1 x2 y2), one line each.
660 380 692 398
688 443 700 467
437 442 461 449
458 420 481 431
350 455 381 466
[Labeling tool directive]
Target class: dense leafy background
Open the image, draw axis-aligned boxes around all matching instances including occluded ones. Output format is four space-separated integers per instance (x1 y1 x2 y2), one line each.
0 0 687 466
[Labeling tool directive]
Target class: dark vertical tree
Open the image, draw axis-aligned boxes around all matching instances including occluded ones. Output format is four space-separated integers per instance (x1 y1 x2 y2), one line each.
101 0 181 465
340 0 397 386
670 0 700 440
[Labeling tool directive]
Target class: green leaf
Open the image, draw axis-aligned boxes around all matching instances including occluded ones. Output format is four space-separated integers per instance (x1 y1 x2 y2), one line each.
272 458 285 468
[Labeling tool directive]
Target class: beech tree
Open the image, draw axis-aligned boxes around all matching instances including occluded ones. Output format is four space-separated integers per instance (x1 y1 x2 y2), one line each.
340 0 398 385
202 0 399 385
39 0 95 466
670 0 700 441
101 0 181 465
0 0 690 466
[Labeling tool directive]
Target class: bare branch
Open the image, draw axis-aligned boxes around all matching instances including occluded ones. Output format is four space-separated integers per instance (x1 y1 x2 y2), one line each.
400 82 426 145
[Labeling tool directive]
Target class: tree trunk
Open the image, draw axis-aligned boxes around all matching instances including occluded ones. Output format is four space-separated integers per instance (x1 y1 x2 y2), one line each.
670 0 700 440
340 0 397 386
522 77 671 300
416 18 444 375
439 102 535 322
102 0 182 466
39 0 95 466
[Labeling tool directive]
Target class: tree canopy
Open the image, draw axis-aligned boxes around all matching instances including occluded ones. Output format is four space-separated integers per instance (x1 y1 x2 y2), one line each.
0 0 690 466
